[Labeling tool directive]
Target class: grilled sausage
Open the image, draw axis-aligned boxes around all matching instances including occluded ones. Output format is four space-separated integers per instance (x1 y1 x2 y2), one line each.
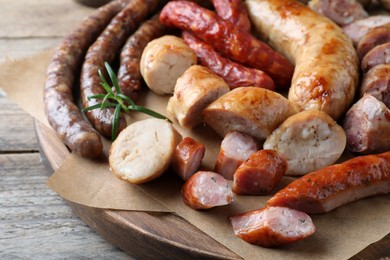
360 64 390 107
343 15 390 45
44 0 128 158
308 0 368 26
214 131 259 180
263 110 346 176
80 0 162 138
230 206 315 247
232 150 287 195
246 0 359 120
117 13 168 101
357 23 390 59
361 42 390 72
343 94 390 154
166 65 230 128
267 152 390 214
203 87 298 141
210 0 251 32
182 171 234 210
160 1 294 89
182 31 275 90
172 137 206 181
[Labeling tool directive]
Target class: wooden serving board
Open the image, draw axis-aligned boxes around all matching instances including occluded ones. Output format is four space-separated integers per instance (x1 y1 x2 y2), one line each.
34 119 390 259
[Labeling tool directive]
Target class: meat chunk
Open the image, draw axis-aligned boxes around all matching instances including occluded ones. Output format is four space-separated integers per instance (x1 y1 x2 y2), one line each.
232 150 287 195
360 64 390 108
215 131 259 180
361 42 390 72
167 65 229 128
172 137 206 181
357 23 390 59
230 206 316 248
140 35 197 95
344 94 390 154
264 110 346 176
182 171 234 210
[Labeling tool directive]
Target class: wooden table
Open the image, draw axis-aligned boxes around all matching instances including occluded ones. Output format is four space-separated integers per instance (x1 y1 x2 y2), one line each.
0 0 388 259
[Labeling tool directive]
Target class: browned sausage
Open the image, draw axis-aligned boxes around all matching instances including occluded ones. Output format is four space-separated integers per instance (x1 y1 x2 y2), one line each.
361 42 390 72
159 1 294 89
357 23 390 59
182 171 234 210
230 206 315 247
117 13 168 101
81 0 163 138
343 94 390 154
172 137 206 181
360 64 390 107
211 0 251 32
43 0 128 158
182 31 275 90
232 150 287 195
267 152 390 214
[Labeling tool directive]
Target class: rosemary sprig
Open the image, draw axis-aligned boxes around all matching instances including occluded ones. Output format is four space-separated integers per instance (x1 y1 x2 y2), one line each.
83 62 171 141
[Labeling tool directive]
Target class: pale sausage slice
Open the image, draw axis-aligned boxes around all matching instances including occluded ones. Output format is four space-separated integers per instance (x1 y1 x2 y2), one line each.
109 118 182 184
264 110 346 176
167 65 230 128
360 64 390 108
230 206 316 248
182 171 234 210
203 87 298 140
215 131 259 180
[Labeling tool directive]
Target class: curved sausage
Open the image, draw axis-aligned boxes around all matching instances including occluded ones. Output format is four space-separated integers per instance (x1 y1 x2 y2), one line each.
230 206 315 248
215 131 259 180
81 0 162 138
266 152 390 214
172 137 206 181
210 0 251 32
360 64 390 107
343 15 390 45
118 13 168 101
43 0 128 158
159 1 294 89
182 171 234 210
357 23 390 59
308 0 368 26
232 150 287 195
246 0 359 120
361 42 390 72
182 31 275 90
343 94 390 154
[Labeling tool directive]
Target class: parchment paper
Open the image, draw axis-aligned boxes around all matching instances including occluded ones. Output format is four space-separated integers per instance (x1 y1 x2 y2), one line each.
0 50 389 259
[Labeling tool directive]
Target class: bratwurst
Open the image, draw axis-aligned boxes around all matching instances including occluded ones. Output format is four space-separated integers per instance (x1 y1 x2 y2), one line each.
246 0 359 120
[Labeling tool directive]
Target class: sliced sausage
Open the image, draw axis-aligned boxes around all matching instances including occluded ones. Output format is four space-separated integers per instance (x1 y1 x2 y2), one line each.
160 1 294 89
246 0 359 120
81 0 162 138
140 35 197 95
118 13 168 101
357 23 390 59
182 31 275 90
266 152 390 214
210 0 251 32
308 0 368 26
264 110 346 176
182 171 234 210
214 131 259 180
203 87 298 141
44 0 128 158
343 15 390 45
166 65 230 128
343 94 390 154
360 64 390 108
361 42 390 72
232 150 287 195
172 137 206 181
109 118 182 184
230 206 316 247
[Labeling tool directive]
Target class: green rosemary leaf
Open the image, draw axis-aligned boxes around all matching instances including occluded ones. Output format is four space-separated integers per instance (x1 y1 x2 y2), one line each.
112 104 121 141
100 93 111 109
117 93 135 107
104 62 121 94
132 105 172 123
83 103 103 112
87 93 106 100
